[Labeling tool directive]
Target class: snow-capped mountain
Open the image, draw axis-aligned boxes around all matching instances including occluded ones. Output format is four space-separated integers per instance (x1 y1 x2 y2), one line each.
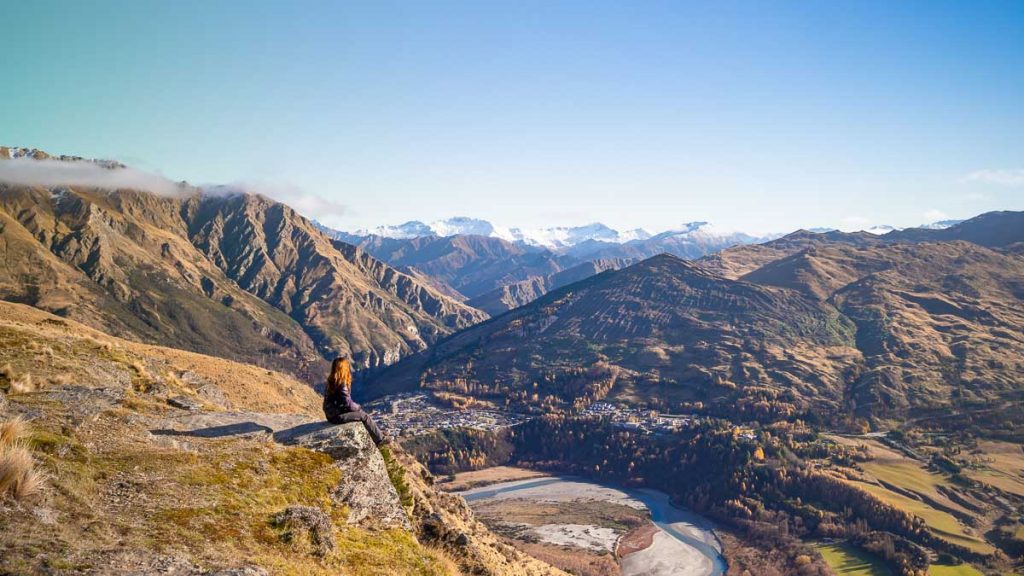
919 219 964 230
355 220 437 239
505 223 652 249
859 219 964 235
645 221 763 243
350 217 652 250
863 225 899 235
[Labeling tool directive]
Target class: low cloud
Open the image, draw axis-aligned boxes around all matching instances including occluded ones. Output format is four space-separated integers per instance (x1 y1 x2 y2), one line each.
923 209 948 222
962 168 1024 187
0 156 187 196
0 156 346 219
209 182 348 219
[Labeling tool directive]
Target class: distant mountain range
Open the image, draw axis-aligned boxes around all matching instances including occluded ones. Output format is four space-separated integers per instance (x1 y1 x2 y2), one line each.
331 216 964 248
319 220 777 312
342 217 654 250
329 217 761 249
3 145 1017 420
365 211 1024 423
320 217 964 314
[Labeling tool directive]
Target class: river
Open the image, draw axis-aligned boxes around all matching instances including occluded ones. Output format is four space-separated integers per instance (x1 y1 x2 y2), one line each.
460 475 727 576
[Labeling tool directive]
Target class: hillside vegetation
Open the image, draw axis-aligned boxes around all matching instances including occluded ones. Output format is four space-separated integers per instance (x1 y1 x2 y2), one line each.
0 301 564 575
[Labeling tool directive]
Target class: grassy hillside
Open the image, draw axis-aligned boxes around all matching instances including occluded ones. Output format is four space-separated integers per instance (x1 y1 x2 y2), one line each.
0 301 564 576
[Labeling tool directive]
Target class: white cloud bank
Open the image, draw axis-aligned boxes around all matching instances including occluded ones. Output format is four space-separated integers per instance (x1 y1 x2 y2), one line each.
0 156 188 197
962 168 1024 187
0 156 347 219
207 182 348 219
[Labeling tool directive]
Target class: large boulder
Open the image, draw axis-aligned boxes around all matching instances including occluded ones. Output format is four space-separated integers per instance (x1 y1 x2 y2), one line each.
152 414 410 530
276 421 410 529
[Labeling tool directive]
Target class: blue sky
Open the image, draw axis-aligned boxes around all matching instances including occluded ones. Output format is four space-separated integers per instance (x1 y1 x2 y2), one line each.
1 1 1022 233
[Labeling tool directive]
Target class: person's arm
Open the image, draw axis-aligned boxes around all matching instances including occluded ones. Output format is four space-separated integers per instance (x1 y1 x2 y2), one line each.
343 388 362 412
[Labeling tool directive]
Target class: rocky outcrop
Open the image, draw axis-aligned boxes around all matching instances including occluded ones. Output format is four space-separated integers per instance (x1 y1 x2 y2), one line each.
277 421 411 529
467 258 630 315
153 411 411 530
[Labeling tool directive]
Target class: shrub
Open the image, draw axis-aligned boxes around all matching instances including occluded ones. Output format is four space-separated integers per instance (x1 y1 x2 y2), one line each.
380 446 414 509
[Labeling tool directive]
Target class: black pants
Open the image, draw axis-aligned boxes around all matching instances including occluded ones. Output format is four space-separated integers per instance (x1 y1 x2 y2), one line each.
328 410 385 446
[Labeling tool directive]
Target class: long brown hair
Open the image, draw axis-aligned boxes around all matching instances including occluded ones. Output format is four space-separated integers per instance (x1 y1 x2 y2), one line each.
326 357 352 396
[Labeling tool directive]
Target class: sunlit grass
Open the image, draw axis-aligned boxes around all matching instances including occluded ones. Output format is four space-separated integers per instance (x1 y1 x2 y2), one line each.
815 542 893 576
851 481 994 555
927 563 984 576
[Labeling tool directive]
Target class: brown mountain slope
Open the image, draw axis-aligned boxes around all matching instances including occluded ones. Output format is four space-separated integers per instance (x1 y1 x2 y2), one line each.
0 152 486 376
725 229 1024 416
697 211 1024 280
367 254 859 419
185 192 485 368
346 233 571 300
466 258 630 316
368 235 1024 423
0 184 321 376
885 210 1024 247
696 229 883 279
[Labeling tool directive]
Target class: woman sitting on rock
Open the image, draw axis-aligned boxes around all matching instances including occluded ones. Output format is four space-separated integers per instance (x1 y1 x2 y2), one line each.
323 357 387 446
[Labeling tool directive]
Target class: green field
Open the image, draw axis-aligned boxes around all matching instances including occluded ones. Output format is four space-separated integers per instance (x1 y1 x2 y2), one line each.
852 481 994 555
815 542 894 576
927 563 984 576
861 461 950 495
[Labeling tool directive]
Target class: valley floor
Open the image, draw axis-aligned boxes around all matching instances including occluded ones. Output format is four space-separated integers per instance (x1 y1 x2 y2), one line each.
445 467 726 576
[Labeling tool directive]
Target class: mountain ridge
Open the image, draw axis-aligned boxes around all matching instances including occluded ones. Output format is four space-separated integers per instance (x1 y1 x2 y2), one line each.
0 151 486 377
365 212 1024 423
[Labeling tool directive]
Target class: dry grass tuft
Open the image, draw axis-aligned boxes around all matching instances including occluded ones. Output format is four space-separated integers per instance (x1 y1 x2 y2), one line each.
423 543 463 576
0 417 27 447
9 373 37 394
48 374 74 387
130 361 156 393
0 418 45 501
0 445 44 500
83 335 113 352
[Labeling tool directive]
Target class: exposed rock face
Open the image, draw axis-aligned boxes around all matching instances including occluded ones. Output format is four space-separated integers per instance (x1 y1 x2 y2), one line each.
0 175 485 377
276 421 411 529
185 193 485 369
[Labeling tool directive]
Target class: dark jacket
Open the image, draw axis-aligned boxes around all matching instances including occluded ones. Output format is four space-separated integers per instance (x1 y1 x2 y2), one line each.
323 384 361 421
